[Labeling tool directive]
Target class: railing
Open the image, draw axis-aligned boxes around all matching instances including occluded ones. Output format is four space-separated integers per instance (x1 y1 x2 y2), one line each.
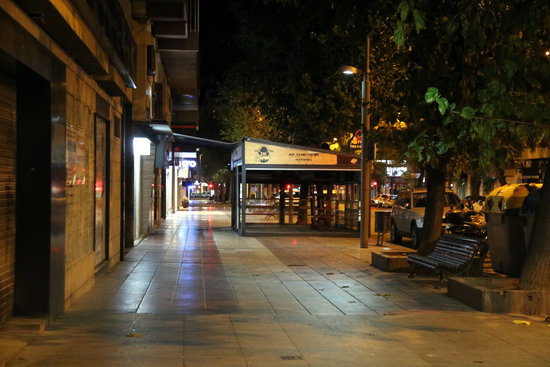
243 197 360 230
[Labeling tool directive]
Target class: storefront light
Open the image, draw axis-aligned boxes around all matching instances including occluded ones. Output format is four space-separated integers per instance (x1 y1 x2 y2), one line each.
181 159 197 168
133 137 151 156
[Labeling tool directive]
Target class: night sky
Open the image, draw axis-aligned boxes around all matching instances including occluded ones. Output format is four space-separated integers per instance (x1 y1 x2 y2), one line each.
199 0 239 100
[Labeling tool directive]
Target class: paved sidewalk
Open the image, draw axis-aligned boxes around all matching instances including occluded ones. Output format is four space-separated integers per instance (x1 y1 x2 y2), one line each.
2 203 550 366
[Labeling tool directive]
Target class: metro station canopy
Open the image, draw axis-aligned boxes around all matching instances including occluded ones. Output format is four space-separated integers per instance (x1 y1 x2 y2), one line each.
230 138 361 236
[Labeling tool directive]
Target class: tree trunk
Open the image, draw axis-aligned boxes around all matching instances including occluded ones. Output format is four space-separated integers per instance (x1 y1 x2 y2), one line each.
418 161 447 255
296 183 309 225
496 168 507 186
470 176 481 199
519 168 550 290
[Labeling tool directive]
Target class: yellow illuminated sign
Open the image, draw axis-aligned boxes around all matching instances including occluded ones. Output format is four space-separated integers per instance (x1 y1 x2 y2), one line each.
245 142 339 165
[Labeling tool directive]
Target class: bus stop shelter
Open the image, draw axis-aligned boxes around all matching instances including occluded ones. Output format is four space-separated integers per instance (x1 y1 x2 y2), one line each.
231 138 361 236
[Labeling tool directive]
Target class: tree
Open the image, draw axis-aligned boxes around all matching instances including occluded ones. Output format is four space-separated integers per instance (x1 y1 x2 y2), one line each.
212 168 232 202
371 1 550 258
373 1 550 289
214 69 285 142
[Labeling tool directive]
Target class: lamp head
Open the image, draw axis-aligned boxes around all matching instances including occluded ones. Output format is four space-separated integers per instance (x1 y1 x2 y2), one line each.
339 65 362 75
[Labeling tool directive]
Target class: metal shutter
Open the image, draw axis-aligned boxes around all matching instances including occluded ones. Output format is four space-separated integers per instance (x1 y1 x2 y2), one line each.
0 71 16 324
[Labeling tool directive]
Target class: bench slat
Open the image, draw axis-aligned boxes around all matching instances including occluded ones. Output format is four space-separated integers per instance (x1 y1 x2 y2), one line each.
426 254 466 264
438 240 477 249
432 248 473 256
435 241 477 252
433 244 476 255
407 257 438 269
435 242 477 252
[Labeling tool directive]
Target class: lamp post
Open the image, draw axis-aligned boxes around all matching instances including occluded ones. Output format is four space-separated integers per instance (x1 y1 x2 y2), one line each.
341 36 372 248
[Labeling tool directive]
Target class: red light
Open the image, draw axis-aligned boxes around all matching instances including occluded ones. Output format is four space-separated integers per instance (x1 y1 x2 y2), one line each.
286 184 292 190
372 180 378 187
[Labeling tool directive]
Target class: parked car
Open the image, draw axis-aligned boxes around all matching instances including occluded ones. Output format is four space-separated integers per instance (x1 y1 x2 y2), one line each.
371 194 396 207
384 194 397 207
190 192 211 199
390 188 462 248
371 194 387 207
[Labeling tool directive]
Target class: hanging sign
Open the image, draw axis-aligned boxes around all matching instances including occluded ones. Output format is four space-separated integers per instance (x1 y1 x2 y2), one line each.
349 130 362 150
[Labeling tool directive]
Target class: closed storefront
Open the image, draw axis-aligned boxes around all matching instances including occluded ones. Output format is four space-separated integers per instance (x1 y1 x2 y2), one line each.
0 67 16 324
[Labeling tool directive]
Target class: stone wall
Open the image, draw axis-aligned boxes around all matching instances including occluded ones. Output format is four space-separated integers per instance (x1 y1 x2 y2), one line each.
64 65 123 307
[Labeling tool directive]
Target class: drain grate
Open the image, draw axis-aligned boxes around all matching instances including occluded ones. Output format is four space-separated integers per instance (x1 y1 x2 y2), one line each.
281 356 304 360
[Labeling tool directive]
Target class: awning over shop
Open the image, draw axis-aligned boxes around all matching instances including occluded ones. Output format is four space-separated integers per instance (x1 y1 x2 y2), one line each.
173 133 237 150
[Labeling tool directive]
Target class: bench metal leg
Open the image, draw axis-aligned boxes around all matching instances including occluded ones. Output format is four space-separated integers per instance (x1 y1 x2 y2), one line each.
408 263 416 279
434 270 447 289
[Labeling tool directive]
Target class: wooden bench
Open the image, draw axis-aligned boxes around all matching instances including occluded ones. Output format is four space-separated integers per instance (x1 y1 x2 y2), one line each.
407 234 481 288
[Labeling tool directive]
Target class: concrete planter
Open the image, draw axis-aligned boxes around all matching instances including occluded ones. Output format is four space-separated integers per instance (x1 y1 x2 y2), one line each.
371 251 414 272
448 277 550 315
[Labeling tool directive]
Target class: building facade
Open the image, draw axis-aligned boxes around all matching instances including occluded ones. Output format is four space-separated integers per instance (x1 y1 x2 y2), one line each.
0 0 197 325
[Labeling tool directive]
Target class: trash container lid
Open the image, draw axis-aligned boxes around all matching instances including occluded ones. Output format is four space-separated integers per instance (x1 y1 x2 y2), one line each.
484 183 542 214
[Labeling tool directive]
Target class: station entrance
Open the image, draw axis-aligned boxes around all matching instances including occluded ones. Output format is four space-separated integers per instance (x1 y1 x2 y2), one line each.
231 138 361 236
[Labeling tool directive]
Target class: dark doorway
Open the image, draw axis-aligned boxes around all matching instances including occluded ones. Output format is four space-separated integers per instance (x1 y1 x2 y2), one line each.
14 63 51 315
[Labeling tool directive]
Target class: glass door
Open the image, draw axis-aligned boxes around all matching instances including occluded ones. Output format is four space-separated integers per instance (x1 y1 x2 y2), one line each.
94 116 108 267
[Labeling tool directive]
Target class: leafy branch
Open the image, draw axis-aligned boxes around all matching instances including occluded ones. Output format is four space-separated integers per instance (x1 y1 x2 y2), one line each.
426 87 543 127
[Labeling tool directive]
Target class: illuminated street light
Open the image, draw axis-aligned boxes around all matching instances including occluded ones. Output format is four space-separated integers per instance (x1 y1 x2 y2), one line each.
339 65 361 75
341 36 372 248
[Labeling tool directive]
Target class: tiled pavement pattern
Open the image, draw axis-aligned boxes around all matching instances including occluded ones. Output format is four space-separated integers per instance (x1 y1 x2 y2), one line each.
4 203 550 366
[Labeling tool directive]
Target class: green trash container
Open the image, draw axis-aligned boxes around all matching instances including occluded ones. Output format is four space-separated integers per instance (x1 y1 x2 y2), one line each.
374 211 391 233
484 183 542 277
519 185 542 248
374 211 391 246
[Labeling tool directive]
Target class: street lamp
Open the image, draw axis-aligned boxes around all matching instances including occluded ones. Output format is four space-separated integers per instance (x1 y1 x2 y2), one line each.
341 36 372 248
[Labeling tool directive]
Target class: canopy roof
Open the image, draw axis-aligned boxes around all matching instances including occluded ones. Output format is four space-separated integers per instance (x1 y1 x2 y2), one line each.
231 138 360 171
231 138 360 185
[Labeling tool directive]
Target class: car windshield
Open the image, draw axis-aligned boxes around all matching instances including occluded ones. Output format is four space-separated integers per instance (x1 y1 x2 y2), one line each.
413 193 428 207
412 192 461 208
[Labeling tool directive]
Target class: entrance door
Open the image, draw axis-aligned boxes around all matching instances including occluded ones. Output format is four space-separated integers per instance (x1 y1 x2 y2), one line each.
94 115 108 267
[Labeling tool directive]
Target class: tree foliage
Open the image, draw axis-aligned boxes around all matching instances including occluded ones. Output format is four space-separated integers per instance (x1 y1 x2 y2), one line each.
212 1 405 147
373 0 550 174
